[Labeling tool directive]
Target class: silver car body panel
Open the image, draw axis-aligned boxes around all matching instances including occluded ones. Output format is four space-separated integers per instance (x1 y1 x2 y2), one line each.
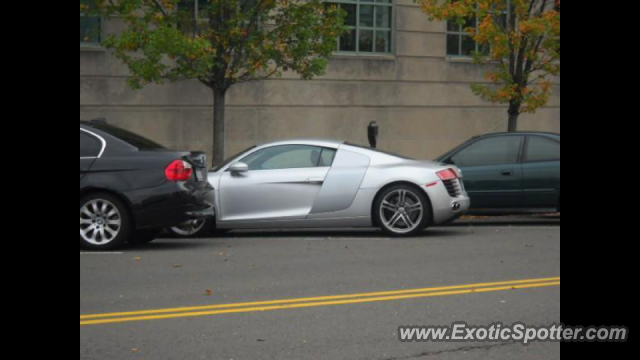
218 167 330 222
310 149 371 215
209 140 470 230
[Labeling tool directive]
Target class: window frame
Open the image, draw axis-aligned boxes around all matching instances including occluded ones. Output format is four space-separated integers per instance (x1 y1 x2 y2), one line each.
237 145 337 172
178 0 260 37
330 0 395 56
446 18 481 58
80 128 107 160
446 0 509 58
450 135 525 168
80 1 102 45
523 135 561 164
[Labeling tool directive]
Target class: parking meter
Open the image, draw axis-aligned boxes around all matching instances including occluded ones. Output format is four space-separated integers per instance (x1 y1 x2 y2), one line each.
368 121 379 149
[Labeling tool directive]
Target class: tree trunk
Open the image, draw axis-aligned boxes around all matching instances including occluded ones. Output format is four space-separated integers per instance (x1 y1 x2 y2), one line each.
212 88 227 167
507 101 521 132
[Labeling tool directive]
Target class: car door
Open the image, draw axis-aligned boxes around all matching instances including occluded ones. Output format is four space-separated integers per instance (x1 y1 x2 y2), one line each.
80 130 103 184
218 145 337 222
310 148 371 215
449 135 525 210
522 135 561 209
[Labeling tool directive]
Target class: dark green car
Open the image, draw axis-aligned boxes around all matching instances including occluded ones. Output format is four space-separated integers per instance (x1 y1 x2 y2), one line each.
437 132 560 214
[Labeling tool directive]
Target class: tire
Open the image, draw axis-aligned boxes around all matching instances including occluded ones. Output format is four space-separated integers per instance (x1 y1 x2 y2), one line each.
128 229 161 245
80 192 132 251
374 184 431 237
167 218 213 238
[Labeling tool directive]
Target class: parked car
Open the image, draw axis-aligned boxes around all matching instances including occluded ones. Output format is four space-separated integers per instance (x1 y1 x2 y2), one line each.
198 140 470 237
437 132 560 214
80 121 215 250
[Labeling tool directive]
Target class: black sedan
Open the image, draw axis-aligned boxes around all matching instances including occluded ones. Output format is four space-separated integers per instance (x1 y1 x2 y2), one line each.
80 121 214 250
438 132 560 214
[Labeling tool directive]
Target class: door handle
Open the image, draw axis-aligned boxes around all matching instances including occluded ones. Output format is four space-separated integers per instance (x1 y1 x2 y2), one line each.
306 177 325 184
501 171 515 177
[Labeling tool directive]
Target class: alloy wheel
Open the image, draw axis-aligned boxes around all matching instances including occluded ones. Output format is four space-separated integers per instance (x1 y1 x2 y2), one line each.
380 190 424 234
80 199 122 245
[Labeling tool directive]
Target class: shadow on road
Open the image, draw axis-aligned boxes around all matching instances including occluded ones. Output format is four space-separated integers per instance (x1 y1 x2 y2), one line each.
81 216 560 253
80 240 214 253
124 241 216 251
446 215 560 227
81 230 464 253
214 228 462 239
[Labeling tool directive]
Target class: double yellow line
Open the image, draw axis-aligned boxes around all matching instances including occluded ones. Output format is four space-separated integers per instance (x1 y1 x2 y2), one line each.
80 277 559 326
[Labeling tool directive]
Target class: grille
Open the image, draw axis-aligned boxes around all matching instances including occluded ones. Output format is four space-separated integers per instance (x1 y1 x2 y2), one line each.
443 179 463 198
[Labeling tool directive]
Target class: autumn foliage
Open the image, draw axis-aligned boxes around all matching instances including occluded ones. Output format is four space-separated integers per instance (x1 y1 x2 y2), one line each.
418 0 560 131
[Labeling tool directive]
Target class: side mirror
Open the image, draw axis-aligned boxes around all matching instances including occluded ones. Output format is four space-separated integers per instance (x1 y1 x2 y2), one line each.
229 162 249 175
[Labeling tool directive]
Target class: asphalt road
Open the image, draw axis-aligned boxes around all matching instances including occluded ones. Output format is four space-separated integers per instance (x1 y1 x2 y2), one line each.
80 221 560 360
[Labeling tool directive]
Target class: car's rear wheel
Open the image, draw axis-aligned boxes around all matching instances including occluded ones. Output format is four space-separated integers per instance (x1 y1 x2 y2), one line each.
80 193 132 250
374 185 430 237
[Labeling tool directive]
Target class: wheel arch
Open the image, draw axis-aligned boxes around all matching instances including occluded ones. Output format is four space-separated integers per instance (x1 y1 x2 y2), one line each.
370 181 434 227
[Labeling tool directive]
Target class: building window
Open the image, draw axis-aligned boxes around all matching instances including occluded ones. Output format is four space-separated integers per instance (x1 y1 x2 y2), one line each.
330 0 394 55
446 1 508 57
80 0 101 44
178 1 259 36
447 17 481 57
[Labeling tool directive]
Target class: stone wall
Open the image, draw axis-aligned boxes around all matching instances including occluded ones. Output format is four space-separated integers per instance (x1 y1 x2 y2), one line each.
80 1 560 162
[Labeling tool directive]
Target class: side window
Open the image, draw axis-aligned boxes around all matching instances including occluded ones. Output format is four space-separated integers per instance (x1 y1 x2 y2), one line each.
452 136 523 167
80 132 102 158
526 136 561 162
319 148 337 167
240 145 330 171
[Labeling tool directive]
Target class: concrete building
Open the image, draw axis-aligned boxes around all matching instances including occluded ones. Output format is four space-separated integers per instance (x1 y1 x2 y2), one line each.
79 0 560 162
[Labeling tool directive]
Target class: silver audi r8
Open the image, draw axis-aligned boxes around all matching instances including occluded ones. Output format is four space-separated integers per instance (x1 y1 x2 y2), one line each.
184 140 470 237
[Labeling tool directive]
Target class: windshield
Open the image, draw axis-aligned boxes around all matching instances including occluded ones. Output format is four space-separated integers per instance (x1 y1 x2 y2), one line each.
212 146 257 172
85 122 166 151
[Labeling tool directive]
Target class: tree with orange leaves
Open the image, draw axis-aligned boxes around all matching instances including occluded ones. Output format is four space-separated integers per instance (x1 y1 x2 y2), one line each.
419 0 560 131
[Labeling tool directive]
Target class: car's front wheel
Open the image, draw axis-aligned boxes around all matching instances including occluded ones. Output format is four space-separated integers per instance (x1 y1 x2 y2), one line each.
80 193 132 250
167 218 211 238
374 185 430 237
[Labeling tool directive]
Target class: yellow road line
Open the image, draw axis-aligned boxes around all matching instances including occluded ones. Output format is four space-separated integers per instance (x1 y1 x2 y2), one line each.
81 277 559 321
80 278 559 326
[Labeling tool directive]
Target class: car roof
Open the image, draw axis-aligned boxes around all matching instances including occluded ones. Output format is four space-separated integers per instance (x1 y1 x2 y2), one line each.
257 139 345 149
80 120 105 128
474 132 560 139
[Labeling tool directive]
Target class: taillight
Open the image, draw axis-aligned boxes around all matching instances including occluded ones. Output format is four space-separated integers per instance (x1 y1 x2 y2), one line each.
437 168 459 181
165 160 193 181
